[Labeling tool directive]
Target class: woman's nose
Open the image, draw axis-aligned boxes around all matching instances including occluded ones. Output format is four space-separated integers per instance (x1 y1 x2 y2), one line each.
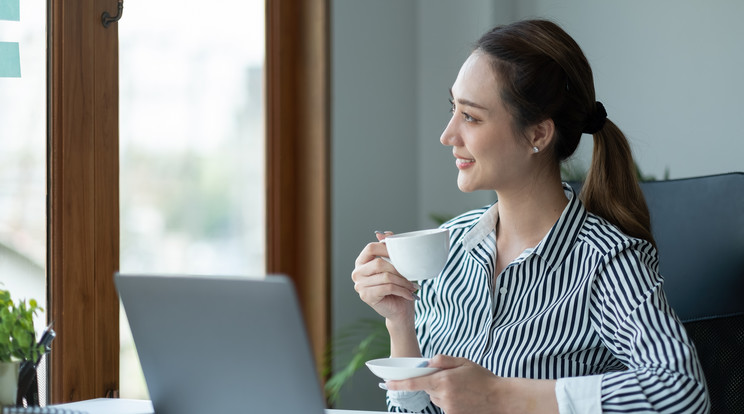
440 117 458 146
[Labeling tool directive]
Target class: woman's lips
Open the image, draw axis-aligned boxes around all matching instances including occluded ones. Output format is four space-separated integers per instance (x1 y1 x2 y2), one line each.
455 157 475 169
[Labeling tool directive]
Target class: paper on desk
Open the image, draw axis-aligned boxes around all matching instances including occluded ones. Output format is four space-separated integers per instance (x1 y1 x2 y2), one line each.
0 0 20 21
51 399 389 414
0 41 21 77
53 398 155 414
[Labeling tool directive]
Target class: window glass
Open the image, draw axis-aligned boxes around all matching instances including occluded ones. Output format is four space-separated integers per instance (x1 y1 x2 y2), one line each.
118 1 265 398
0 0 47 403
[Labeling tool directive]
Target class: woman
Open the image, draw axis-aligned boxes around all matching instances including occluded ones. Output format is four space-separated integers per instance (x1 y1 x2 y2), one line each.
351 20 709 414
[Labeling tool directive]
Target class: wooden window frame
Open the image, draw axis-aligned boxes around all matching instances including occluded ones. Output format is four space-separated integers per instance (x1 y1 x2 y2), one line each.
48 0 120 403
47 0 329 403
265 0 330 368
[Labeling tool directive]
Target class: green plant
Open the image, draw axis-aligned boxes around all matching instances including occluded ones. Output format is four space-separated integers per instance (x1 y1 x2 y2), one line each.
324 318 390 405
0 288 45 363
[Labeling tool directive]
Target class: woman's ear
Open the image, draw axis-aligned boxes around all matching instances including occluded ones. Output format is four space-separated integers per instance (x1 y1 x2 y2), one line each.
528 118 556 153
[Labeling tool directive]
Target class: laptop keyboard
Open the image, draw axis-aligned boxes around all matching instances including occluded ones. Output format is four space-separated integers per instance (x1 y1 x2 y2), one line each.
2 408 87 414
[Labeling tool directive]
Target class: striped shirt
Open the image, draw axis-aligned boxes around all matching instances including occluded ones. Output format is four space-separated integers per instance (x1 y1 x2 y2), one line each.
387 185 709 413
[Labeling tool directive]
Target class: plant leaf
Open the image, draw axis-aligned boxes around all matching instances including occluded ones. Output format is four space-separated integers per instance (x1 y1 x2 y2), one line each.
324 318 390 405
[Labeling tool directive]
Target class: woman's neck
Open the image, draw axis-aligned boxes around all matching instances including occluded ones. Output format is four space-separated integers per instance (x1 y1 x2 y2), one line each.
495 174 568 251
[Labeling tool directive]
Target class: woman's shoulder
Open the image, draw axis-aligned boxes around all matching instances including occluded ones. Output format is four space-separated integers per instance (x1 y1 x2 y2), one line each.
580 213 663 313
578 212 656 258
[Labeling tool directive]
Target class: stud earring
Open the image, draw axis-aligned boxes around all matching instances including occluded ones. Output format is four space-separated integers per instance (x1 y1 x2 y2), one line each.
532 146 539 153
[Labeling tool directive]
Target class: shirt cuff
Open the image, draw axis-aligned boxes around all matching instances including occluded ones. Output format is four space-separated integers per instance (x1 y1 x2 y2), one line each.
555 375 603 414
387 389 431 412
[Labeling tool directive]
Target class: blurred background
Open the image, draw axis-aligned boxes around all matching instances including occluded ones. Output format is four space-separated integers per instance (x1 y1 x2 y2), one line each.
0 0 265 402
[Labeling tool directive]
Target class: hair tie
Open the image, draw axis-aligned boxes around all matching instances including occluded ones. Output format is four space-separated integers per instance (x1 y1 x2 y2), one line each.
583 101 607 134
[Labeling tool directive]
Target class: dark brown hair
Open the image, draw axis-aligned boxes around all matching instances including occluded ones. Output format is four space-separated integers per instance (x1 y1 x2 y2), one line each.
476 20 655 246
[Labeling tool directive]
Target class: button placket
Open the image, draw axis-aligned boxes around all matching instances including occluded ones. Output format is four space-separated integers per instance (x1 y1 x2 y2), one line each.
481 267 512 362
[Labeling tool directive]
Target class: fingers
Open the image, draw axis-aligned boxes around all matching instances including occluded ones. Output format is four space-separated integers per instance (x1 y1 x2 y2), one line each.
351 230 419 308
386 370 439 392
353 260 418 300
352 232 412 291
352 231 418 304
354 240 390 268
353 257 417 290
357 279 419 303
354 230 393 267
427 354 467 369
374 230 394 241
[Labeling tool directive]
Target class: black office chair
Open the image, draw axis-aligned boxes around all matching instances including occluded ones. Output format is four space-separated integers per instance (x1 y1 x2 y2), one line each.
638 172 744 414
569 172 744 413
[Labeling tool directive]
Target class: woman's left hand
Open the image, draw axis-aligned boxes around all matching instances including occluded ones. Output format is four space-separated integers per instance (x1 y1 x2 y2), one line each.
386 355 558 414
386 355 502 414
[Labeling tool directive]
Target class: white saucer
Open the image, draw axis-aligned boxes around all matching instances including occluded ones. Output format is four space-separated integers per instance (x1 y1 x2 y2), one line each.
365 357 439 381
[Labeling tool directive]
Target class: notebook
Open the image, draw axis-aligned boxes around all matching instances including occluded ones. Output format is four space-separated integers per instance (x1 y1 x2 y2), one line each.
114 273 327 414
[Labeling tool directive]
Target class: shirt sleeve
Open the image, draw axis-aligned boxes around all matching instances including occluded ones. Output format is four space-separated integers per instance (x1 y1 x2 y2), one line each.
590 243 710 413
386 390 435 413
555 375 603 413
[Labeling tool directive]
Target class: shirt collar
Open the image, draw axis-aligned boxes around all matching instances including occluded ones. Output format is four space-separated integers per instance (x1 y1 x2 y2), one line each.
459 184 587 271
460 202 499 252
532 184 588 271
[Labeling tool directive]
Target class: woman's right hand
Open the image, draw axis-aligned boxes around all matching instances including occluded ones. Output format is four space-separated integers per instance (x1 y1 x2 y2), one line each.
351 232 419 323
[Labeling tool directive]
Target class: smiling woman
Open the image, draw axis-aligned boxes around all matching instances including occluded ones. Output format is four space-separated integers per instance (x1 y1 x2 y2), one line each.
350 19 709 414
331 2 744 411
443 52 537 195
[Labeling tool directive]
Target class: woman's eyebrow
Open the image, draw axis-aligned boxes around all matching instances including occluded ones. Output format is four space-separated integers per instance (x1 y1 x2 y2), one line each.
449 88 489 111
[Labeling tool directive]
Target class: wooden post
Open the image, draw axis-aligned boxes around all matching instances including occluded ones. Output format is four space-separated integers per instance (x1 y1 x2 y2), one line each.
48 0 120 403
265 0 330 372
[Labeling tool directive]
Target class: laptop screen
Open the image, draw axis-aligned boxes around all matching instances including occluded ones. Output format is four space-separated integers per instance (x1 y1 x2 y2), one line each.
115 273 326 414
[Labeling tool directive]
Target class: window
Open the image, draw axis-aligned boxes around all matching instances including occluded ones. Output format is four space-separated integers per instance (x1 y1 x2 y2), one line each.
47 0 328 402
0 0 47 402
118 1 265 398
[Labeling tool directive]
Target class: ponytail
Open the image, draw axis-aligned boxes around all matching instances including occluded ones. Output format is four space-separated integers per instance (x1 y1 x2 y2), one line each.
581 120 656 247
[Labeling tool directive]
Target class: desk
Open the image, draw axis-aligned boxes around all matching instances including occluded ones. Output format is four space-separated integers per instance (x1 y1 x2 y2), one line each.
53 398 386 414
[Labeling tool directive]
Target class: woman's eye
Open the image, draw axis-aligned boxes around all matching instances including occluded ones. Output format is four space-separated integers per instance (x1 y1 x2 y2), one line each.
448 98 478 122
462 112 480 123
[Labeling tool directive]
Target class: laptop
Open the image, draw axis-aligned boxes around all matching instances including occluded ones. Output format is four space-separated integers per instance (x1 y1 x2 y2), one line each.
114 273 327 414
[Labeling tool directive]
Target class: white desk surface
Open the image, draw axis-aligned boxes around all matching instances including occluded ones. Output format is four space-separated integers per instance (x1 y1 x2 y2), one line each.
53 398 386 414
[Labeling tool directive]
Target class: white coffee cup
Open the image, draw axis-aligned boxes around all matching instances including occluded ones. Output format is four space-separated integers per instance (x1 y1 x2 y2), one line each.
381 228 450 281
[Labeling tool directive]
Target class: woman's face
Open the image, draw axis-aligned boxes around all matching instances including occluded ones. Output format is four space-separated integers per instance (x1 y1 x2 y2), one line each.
440 52 535 193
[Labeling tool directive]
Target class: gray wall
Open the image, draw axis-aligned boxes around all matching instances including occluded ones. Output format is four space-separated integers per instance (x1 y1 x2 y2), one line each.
332 0 743 410
331 1 501 409
331 2 417 409
519 0 744 179
415 1 516 228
